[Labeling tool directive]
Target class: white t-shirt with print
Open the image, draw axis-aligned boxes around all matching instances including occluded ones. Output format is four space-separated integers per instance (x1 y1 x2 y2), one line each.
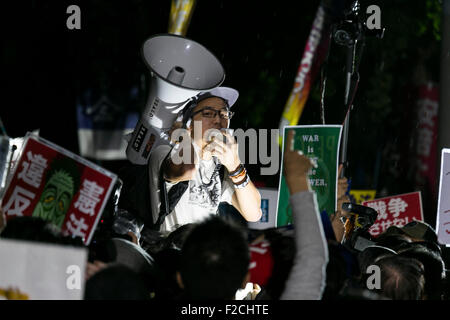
148 143 235 233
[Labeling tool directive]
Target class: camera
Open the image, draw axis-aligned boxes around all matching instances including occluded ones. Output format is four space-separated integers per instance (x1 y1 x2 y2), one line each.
341 202 378 251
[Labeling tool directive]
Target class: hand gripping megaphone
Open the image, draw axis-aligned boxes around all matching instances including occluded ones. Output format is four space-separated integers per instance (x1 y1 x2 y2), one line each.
126 34 225 164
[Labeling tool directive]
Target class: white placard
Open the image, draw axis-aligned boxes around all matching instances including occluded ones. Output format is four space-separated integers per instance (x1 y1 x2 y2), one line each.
436 148 450 245
0 239 87 300
248 188 278 230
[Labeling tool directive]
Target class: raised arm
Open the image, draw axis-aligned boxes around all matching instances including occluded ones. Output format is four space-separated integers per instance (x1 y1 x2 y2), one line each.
280 130 329 300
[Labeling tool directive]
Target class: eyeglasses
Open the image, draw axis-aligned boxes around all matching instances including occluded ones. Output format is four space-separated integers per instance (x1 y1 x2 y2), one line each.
192 107 234 120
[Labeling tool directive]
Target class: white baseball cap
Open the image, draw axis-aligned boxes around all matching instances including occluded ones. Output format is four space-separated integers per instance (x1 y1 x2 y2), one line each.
180 86 239 126
196 86 239 108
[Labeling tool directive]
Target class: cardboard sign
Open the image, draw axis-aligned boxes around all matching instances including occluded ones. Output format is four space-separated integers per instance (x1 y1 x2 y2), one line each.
1 134 117 244
362 191 424 237
436 149 450 245
0 238 87 300
247 188 278 230
277 125 342 227
349 190 376 204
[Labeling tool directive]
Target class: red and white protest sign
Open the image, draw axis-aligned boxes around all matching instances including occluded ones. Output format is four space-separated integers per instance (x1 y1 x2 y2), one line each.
362 191 424 237
1 134 117 245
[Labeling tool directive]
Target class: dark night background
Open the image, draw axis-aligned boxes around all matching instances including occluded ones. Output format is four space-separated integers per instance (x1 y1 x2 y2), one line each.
0 1 443 225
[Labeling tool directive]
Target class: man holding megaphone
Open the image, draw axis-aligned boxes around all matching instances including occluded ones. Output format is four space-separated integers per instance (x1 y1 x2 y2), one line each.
148 87 262 233
123 34 261 232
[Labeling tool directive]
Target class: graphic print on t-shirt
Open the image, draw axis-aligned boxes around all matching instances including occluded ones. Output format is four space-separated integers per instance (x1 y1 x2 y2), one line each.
188 161 221 209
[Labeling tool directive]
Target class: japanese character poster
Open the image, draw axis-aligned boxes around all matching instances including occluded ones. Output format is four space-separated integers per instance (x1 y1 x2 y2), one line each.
412 84 439 198
362 191 424 237
436 149 450 245
1 134 117 244
276 125 342 227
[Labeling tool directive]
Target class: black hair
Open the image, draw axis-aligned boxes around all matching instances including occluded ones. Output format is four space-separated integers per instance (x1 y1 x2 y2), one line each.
147 224 195 300
374 232 412 252
152 247 184 300
358 245 397 275
374 255 425 300
0 216 84 247
397 242 446 300
337 279 388 300
357 245 397 293
84 264 150 300
179 216 250 300
163 223 195 251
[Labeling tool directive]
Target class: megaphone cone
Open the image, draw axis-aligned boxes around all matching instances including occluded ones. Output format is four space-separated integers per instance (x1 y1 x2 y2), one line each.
126 34 225 164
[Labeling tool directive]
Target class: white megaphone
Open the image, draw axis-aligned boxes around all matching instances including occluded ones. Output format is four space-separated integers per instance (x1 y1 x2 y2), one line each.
126 34 225 164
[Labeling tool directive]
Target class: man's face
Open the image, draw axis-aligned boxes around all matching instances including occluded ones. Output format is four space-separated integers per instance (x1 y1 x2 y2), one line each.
190 97 230 146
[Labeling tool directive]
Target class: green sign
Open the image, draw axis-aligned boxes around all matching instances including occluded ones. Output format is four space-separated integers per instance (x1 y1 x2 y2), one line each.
276 125 342 227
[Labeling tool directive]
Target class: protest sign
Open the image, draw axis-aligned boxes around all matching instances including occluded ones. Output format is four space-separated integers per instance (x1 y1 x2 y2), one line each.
0 238 87 300
248 188 278 230
436 149 450 245
1 133 117 244
362 191 424 237
349 189 376 204
411 83 439 198
276 125 342 227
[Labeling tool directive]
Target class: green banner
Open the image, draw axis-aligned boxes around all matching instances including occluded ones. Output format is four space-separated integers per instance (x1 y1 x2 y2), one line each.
276 125 342 227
